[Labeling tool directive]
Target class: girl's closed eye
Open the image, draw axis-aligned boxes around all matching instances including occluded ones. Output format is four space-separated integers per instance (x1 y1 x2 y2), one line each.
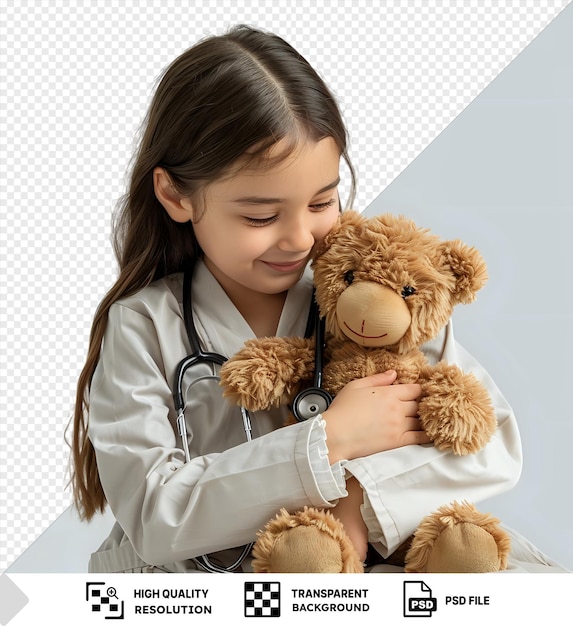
310 197 337 211
243 215 278 227
242 197 337 226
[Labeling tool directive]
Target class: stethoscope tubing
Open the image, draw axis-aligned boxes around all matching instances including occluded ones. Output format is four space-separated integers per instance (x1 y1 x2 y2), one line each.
175 261 328 571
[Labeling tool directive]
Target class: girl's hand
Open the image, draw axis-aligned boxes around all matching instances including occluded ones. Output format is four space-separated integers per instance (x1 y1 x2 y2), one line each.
323 370 429 464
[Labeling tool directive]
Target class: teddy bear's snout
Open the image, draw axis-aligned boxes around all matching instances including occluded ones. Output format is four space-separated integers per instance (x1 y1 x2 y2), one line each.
335 281 411 347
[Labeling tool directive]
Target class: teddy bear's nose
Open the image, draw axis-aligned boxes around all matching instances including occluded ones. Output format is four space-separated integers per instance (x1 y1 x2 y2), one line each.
336 281 411 347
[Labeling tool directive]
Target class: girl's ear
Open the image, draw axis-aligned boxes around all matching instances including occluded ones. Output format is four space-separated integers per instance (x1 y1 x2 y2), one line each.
153 167 194 223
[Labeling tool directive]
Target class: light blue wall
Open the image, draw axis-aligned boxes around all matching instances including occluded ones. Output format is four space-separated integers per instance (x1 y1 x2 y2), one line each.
365 6 573 569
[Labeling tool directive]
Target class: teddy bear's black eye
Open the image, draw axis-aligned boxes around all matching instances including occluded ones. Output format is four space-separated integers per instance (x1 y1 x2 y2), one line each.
402 285 416 298
344 270 354 285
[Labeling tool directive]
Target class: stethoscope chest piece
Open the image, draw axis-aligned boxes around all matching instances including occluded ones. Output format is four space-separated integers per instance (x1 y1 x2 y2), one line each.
292 387 333 422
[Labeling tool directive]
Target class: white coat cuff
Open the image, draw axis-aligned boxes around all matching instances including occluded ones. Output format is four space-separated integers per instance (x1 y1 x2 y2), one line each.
301 416 347 503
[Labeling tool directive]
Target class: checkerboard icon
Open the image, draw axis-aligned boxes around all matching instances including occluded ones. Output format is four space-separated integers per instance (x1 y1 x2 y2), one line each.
244 581 281 617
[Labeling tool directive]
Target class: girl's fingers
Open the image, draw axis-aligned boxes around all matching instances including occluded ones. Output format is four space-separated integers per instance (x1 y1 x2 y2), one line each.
350 370 398 388
403 400 420 417
394 383 422 400
404 417 424 431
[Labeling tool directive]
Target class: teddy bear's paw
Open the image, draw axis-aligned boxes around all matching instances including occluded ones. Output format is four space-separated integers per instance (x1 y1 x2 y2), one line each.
219 338 314 411
219 357 283 411
404 501 511 573
419 365 497 455
251 507 364 573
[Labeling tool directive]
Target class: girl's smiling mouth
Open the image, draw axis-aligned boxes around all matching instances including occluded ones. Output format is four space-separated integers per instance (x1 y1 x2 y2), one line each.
263 259 308 272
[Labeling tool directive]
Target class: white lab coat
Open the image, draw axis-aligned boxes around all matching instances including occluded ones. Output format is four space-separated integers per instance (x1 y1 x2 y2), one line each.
87 260 567 573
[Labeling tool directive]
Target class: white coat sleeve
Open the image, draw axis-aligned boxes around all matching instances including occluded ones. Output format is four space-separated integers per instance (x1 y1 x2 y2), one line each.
343 320 523 557
88 303 345 567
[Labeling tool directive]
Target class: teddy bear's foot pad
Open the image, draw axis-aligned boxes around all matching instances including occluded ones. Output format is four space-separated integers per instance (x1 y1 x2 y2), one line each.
263 525 344 573
425 523 501 573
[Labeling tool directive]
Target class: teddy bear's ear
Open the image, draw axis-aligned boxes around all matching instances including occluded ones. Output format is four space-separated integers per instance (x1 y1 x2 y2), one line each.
439 240 488 304
312 210 365 260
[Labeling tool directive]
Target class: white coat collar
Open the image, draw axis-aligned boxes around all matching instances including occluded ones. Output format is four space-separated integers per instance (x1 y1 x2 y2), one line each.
191 259 313 358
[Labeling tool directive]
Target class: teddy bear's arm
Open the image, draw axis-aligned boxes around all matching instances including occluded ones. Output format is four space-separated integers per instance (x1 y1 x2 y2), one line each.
323 341 427 394
219 336 316 411
417 361 497 455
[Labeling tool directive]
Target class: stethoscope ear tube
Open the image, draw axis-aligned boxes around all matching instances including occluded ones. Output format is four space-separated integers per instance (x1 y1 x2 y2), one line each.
173 351 228 461
173 346 256 571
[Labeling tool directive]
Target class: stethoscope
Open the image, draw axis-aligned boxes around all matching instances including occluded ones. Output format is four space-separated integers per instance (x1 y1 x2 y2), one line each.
172 260 332 572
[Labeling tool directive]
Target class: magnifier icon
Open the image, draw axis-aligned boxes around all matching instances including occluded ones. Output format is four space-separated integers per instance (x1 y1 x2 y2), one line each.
107 587 118 599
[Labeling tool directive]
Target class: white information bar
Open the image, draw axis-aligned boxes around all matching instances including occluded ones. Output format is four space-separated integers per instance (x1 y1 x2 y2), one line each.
1 572 571 625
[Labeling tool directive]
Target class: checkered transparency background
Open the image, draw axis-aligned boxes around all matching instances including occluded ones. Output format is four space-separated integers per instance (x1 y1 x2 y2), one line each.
1 0 570 572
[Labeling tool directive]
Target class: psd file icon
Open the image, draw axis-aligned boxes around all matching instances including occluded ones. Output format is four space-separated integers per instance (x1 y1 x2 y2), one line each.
403 581 437 617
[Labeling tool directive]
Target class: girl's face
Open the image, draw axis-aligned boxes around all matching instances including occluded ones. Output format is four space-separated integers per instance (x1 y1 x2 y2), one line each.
183 137 341 301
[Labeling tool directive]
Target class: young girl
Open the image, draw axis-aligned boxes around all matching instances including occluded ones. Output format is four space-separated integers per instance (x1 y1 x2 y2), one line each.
71 24 564 573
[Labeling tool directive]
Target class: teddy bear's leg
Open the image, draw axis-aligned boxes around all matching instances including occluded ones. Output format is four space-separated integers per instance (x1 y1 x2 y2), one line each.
404 502 511 573
251 507 364 573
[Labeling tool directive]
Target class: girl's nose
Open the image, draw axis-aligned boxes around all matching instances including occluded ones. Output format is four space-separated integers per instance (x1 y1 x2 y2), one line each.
278 216 315 252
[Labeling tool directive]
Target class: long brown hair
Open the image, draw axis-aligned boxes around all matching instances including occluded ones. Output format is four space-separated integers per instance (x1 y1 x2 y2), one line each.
70 24 356 520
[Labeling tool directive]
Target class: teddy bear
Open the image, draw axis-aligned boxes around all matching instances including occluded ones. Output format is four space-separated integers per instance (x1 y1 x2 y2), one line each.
219 210 511 573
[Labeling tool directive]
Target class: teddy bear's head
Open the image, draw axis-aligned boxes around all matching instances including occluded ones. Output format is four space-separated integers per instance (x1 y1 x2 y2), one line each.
311 211 487 353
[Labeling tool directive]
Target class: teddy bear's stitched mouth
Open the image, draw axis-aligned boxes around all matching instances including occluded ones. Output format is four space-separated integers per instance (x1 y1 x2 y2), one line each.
343 321 388 340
